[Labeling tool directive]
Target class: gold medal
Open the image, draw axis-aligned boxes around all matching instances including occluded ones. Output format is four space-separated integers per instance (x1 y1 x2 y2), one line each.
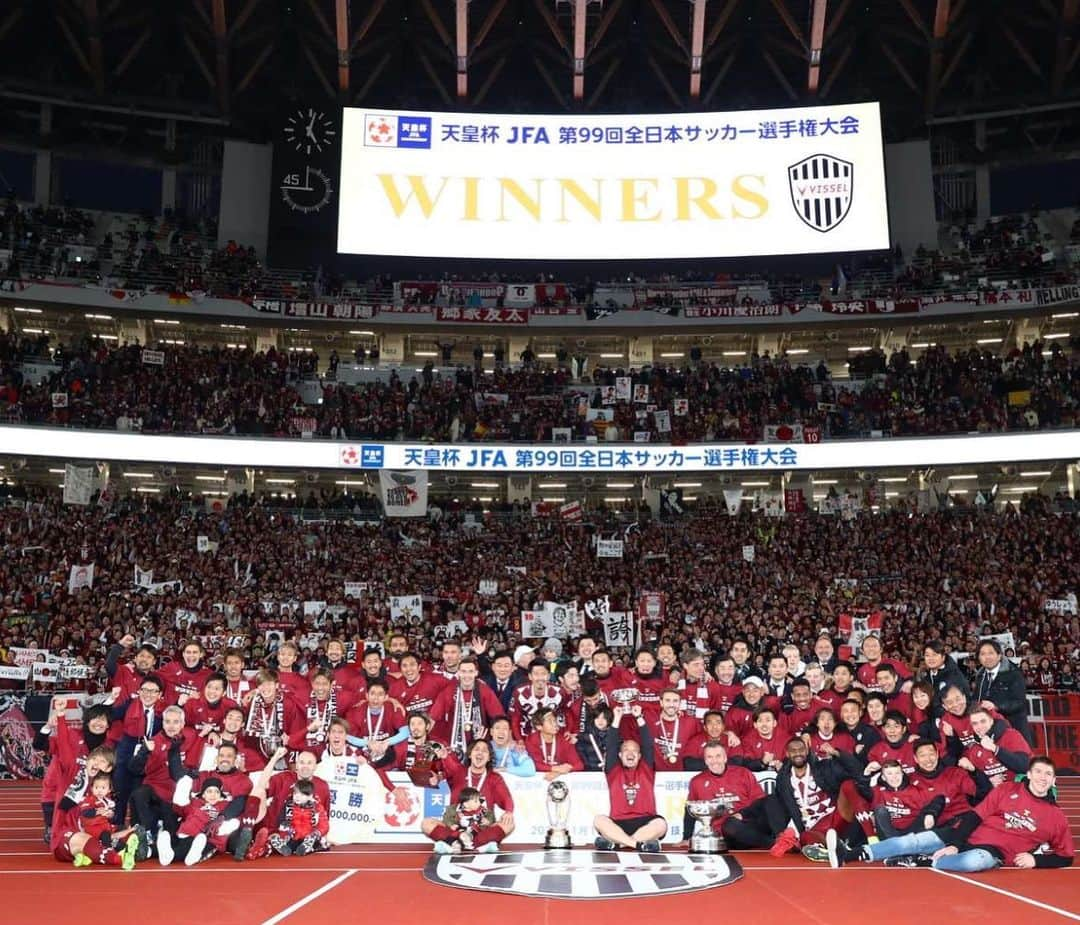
667 754 678 764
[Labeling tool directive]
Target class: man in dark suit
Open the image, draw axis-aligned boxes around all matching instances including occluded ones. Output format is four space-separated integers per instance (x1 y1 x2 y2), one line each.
973 639 1032 745
482 649 525 714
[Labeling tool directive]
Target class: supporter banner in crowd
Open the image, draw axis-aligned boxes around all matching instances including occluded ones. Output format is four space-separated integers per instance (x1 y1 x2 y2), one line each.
597 539 624 558
1029 692 1080 774
434 307 528 324
141 349 165 367
0 695 47 780
3 427 1077 474
338 104 888 260
378 470 429 517
62 464 94 506
67 563 94 594
316 767 777 844
389 594 422 623
252 299 377 321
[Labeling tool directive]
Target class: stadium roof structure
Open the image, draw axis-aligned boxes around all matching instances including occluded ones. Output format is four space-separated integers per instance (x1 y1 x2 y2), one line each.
0 0 1078 152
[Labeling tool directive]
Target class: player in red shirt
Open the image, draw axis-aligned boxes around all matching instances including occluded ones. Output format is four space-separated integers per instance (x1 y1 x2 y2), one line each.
344 678 408 762
871 760 944 839
222 648 254 705
836 756 1074 870
184 674 237 741
685 710 742 765
782 679 820 736
159 640 213 706
273 642 312 704
243 668 306 768
650 689 701 770
957 706 1033 796
389 653 448 716
312 639 362 692
855 636 911 691
422 739 515 851
805 662 844 713
676 650 727 720
104 634 159 703
429 657 503 757
287 669 356 758
910 739 976 824
593 703 667 852
733 708 787 772
864 711 919 776
725 676 768 738
525 706 583 777
875 665 914 721
590 648 630 699
708 655 744 714
621 649 667 727
686 742 772 849
805 708 856 758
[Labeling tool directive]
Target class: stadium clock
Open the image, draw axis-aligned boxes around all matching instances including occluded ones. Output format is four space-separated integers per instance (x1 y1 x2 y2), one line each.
283 108 337 155
280 165 334 214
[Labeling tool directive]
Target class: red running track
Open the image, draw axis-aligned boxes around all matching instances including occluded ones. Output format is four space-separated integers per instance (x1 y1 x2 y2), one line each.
0 779 1077 925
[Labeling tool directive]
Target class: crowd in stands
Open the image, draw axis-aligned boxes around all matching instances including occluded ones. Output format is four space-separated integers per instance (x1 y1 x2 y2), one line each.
0 497 1075 695
1 332 1076 442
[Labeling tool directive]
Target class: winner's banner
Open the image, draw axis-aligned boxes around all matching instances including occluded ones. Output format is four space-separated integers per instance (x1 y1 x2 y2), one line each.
315 766 775 845
338 104 888 260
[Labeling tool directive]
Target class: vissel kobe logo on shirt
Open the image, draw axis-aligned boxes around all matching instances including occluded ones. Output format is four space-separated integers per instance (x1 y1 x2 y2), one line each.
788 154 853 232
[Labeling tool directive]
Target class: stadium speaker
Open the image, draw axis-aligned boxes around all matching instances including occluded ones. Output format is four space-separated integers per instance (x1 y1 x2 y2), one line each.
11 458 27 471
446 475 458 486
304 472 319 483
999 465 1018 477
161 465 177 478
583 476 595 487
858 471 874 482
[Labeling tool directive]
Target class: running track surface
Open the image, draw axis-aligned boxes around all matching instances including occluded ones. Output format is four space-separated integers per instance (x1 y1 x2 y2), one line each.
1 779 1077 925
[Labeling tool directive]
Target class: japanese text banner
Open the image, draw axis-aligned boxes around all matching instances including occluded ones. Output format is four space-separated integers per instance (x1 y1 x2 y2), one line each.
338 104 889 259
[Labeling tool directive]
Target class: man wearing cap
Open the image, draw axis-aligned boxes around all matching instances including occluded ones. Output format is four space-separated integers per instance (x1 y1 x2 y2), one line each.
726 676 768 738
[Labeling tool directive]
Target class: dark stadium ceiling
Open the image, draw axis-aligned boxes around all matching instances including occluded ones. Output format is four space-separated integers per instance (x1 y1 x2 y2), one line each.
0 0 1078 156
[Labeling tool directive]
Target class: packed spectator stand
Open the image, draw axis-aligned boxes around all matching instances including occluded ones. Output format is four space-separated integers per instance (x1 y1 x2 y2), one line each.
0 332 1077 443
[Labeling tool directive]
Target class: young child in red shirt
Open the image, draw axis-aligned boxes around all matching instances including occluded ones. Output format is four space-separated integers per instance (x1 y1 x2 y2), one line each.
268 779 330 856
173 778 241 866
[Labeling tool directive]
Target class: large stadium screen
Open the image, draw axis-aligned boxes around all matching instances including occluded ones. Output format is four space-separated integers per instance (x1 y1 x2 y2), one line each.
337 103 889 260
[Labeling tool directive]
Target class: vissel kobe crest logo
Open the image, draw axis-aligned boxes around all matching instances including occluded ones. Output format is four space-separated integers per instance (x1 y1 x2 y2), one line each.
788 154 853 232
425 849 743 899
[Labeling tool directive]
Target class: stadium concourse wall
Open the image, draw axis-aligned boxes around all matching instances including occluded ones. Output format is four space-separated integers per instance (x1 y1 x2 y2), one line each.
2 278 1080 329
0 425 1077 473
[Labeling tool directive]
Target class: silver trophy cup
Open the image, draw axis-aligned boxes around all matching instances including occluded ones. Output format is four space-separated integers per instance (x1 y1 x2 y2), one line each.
544 780 572 849
686 797 735 853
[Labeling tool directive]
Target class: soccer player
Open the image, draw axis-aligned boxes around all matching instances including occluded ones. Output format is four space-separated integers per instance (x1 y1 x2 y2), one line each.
685 742 774 849
651 688 701 769
508 660 563 740
159 640 213 706
769 737 865 861
525 707 582 778
389 652 449 716
423 739 515 851
831 756 1074 870
592 703 667 852
429 657 503 757
957 706 1033 797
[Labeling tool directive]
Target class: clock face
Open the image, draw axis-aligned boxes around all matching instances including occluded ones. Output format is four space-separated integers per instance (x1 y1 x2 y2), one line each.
283 108 337 155
280 166 334 214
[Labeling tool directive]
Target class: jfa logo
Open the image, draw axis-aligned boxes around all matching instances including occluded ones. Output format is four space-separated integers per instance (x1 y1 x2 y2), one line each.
360 445 384 467
364 114 432 149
